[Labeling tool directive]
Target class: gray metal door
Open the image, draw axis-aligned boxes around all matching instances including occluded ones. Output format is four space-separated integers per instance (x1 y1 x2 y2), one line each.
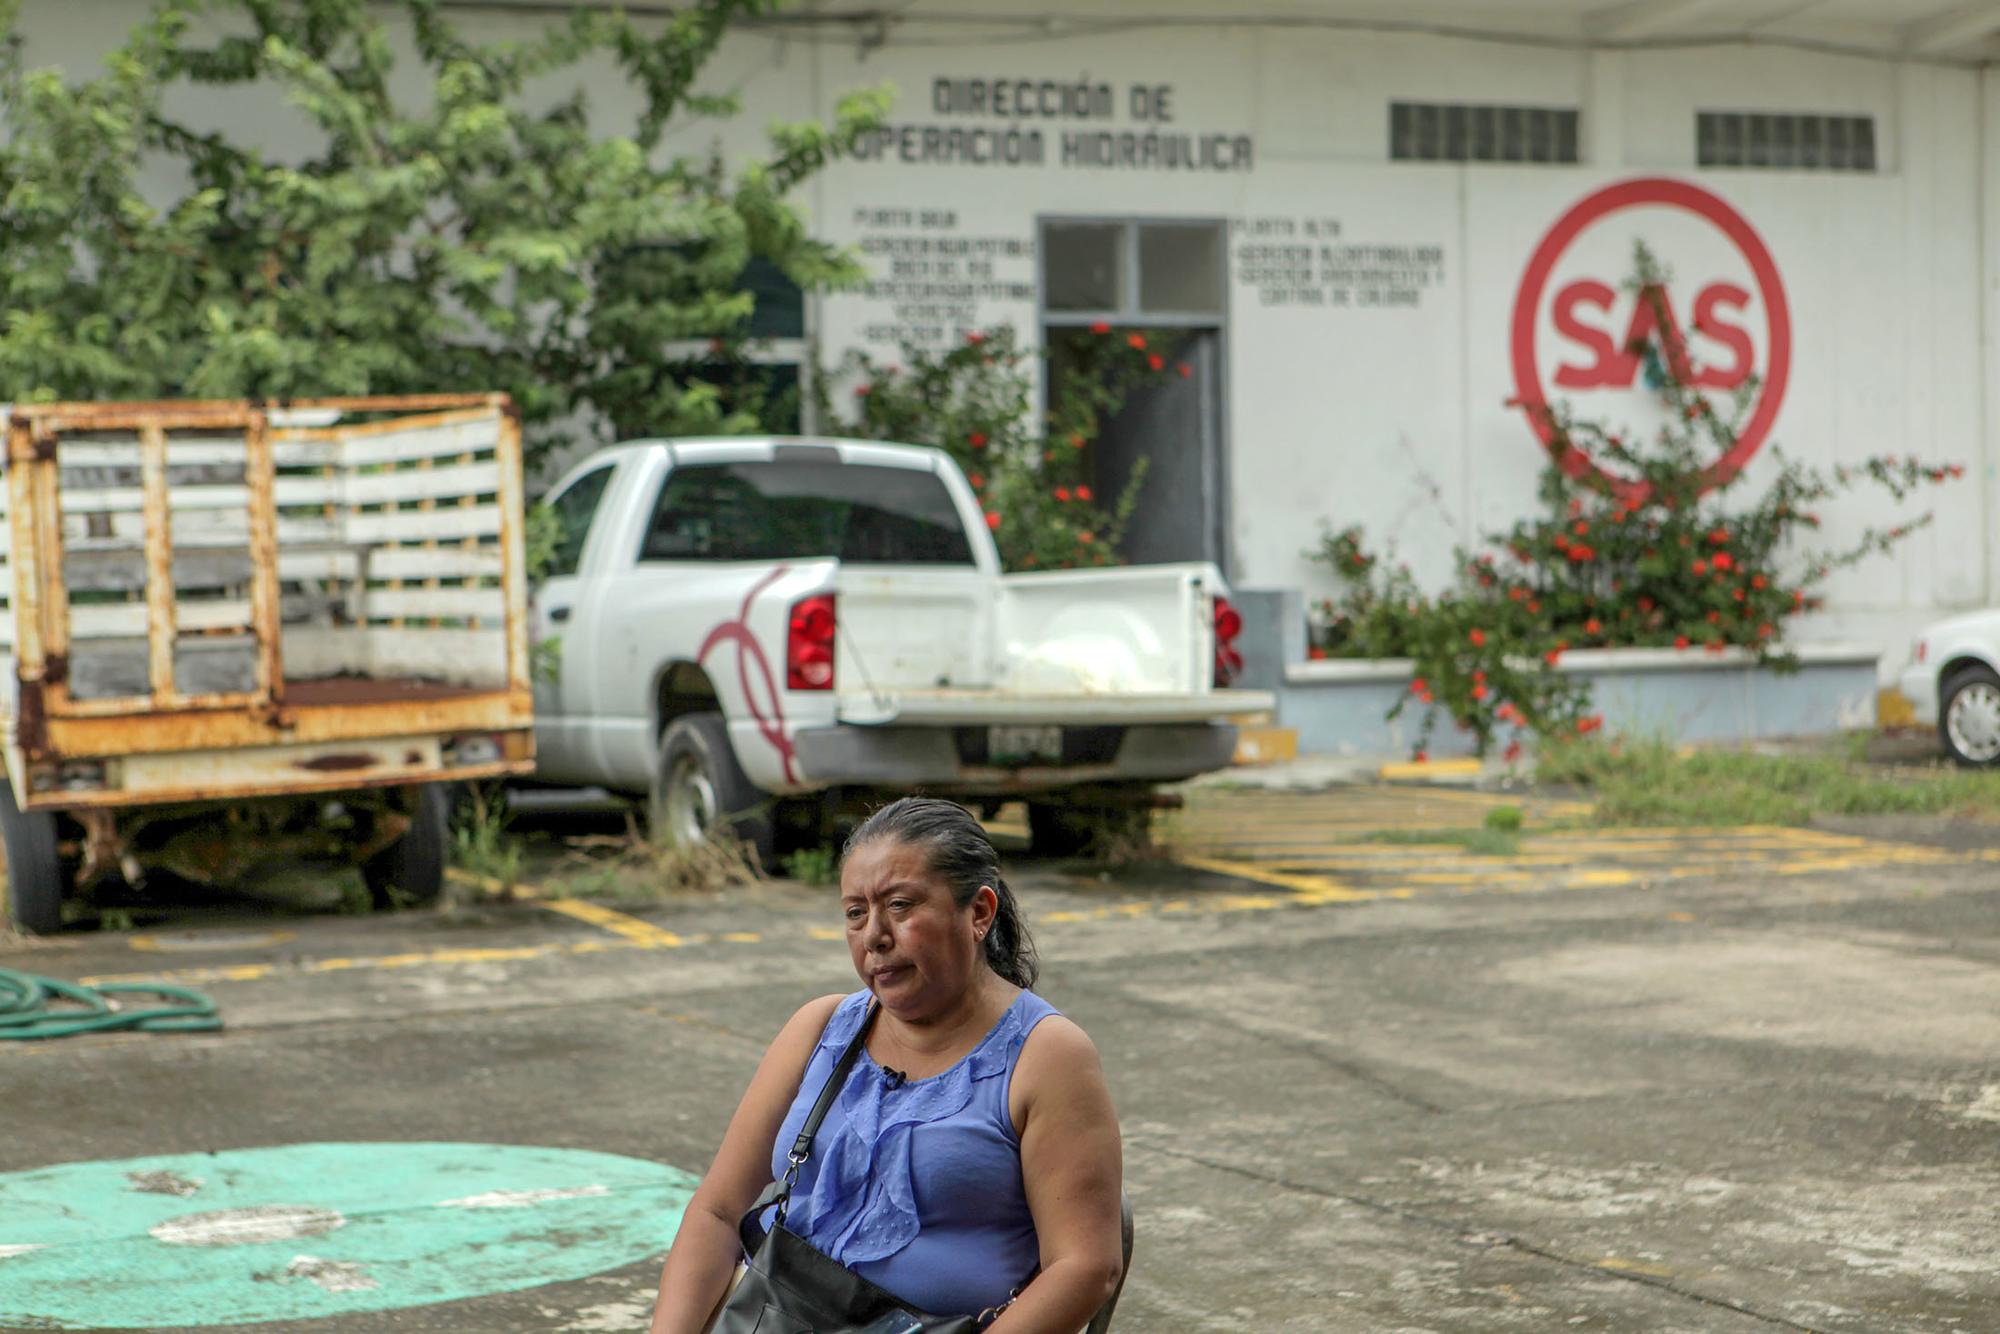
1089 329 1227 571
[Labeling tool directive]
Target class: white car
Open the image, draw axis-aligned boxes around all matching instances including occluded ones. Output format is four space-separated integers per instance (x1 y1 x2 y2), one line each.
1901 610 2000 766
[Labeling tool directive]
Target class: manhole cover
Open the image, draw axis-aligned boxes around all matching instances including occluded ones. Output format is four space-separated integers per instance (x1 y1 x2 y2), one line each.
0 1142 698 1327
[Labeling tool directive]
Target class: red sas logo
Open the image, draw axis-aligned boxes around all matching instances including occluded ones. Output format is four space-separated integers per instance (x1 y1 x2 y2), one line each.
1510 177 1792 494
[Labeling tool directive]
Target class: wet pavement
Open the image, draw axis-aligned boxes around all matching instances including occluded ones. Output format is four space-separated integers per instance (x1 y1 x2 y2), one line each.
3 784 1998 1331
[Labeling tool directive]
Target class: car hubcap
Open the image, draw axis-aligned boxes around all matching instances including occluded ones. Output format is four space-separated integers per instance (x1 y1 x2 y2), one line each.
1946 682 2000 762
661 754 718 846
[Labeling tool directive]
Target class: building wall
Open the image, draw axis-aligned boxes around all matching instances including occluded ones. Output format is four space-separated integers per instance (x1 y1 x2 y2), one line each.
15 3 1998 676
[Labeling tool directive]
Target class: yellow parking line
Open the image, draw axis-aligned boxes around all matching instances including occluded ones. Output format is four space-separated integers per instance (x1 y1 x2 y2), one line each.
539 898 687 948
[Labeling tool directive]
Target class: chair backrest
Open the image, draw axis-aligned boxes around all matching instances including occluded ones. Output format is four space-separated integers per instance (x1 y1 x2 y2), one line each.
1082 1190 1135 1334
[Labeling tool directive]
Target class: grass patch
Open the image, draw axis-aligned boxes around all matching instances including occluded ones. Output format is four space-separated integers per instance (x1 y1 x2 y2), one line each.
1355 826 1522 856
535 815 763 902
781 845 839 886
1536 735 2000 825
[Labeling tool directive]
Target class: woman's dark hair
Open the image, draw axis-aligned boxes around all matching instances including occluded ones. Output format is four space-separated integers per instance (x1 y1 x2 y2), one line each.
843 797 1039 989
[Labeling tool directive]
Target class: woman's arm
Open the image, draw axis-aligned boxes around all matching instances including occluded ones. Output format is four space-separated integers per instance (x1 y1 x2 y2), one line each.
990 1016 1126 1334
648 993 846 1334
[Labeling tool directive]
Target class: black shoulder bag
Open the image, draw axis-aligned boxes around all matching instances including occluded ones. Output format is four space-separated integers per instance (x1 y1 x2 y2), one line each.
706 1002 998 1334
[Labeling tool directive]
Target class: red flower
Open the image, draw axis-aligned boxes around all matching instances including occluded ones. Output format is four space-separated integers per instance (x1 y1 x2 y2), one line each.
1585 618 1602 635
1638 596 1655 612
969 432 988 449
1576 714 1603 735
1054 487 1072 502
1076 484 1093 501
1707 610 1722 624
1569 545 1595 562
984 510 1001 530
1503 740 1524 764
965 331 987 346
1706 639 1726 653
1674 635 1691 649
969 472 985 488
1691 559 1708 576
1147 354 1165 372
1472 669 1486 684
1410 677 1428 695
1509 587 1526 602
1070 433 1086 449
1468 628 1487 647
1712 552 1734 571
1757 623 1775 638
1708 527 1730 545
1176 363 1192 379
1731 588 1745 602
1544 648 1563 666
1472 684 1490 700
855 383 872 397
1127 333 1147 350
1077 531 1095 544
1751 575 1767 590
1413 749 1428 763
1090 321 1112 335
1568 499 1583 517
1573 520 1589 537
1527 600 1541 613
1308 646 1329 660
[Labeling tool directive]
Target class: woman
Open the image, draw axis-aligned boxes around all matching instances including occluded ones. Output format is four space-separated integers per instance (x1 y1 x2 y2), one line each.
649 797 1125 1333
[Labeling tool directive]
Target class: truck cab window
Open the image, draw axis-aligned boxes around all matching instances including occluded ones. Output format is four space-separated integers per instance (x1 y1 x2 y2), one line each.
545 465 614 578
639 460 974 566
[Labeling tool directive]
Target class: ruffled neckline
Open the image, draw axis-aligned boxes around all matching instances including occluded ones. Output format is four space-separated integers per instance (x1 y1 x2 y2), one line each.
784 989 1042 1266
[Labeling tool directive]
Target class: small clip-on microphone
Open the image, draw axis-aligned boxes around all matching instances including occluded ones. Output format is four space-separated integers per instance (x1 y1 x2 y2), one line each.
881 1065 908 1090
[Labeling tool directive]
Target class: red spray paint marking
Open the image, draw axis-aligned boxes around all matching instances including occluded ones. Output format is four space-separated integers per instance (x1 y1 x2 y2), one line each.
696 566 801 785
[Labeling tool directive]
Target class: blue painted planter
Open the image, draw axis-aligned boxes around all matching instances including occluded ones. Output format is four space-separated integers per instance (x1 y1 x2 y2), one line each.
1235 589 1881 757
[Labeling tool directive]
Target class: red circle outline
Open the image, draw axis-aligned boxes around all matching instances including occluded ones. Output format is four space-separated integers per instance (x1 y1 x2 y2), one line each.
1509 177 1792 497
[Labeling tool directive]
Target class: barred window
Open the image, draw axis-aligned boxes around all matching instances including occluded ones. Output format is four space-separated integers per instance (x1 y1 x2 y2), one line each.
1697 112 1877 170
1390 102 1580 164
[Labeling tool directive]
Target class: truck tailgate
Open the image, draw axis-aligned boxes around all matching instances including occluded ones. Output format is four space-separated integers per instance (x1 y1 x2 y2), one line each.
837 688 1274 726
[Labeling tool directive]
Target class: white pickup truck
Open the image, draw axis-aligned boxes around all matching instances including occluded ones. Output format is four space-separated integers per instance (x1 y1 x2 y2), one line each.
529 437 1271 858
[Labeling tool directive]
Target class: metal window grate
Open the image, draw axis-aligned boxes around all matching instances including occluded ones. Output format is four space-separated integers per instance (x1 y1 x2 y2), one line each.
1697 112 1876 170
1390 102 1580 164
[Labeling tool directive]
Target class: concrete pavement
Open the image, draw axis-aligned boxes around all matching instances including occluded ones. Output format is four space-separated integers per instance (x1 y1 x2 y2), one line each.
3 786 1998 1331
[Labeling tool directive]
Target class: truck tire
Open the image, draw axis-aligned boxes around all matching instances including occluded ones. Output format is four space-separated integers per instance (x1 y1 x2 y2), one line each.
0 781 62 934
1027 799 1151 859
1940 664 2000 767
362 784 450 910
650 712 777 868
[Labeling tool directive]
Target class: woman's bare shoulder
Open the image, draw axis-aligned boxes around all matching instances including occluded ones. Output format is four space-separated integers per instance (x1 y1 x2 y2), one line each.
774 993 849 1048
1014 1013 1105 1087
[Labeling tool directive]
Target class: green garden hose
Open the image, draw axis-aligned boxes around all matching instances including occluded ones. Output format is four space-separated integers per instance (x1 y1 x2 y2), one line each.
0 968 220 1040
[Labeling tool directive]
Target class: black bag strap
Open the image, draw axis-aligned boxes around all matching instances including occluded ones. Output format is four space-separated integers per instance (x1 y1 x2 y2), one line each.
740 999 880 1254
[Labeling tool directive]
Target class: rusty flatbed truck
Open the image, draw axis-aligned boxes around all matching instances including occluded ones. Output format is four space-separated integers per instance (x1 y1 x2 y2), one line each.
0 395 536 933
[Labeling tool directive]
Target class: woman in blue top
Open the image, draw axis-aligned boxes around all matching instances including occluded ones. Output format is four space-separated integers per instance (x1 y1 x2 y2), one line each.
650 797 1125 1333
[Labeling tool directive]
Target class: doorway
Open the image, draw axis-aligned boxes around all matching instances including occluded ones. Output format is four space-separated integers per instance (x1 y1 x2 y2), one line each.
1040 218 1230 573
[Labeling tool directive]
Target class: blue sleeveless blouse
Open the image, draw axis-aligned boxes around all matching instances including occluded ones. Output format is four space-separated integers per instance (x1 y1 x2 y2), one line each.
766 988 1059 1316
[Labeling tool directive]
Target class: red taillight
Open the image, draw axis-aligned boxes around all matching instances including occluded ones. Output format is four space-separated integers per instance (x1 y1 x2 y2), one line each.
788 594 836 691
1212 594 1243 687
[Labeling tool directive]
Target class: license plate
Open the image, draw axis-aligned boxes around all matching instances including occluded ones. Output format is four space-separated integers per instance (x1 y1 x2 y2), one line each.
988 724 1062 765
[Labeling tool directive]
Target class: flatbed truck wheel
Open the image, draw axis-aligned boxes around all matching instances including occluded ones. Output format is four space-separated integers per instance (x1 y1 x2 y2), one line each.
0 781 63 934
362 784 450 910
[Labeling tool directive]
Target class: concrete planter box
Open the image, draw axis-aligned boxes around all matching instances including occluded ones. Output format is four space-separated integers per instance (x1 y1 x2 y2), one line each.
1235 589 1881 757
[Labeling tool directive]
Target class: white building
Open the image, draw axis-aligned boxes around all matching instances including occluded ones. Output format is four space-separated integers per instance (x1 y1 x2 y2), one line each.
20 0 2000 679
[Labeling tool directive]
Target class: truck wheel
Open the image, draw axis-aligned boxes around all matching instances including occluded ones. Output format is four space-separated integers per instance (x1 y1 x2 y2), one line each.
1941 665 2000 767
1027 800 1151 859
650 712 776 868
0 780 63 934
362 784 450 909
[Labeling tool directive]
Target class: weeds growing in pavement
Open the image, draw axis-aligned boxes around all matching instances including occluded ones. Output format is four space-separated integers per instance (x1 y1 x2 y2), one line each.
450 784 525 897
782 845 840 886
1536 735 2000 825
538 814 763 901
1357 826 1523 857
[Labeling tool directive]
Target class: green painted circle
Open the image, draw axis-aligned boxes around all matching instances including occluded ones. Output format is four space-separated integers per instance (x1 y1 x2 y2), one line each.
0 1141 698 1328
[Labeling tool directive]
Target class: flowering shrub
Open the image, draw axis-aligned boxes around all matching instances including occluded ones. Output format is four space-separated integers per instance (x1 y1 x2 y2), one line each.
822 324 1178 569
1312 243 1964 761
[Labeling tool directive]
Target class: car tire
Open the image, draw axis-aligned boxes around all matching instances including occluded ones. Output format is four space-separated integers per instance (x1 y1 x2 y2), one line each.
362 784 451 909
1940 664 2000 767
649 712 777 868
0 779 63 934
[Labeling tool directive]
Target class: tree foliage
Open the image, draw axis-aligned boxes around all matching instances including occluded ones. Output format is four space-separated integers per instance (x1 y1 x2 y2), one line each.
0 0 886 467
